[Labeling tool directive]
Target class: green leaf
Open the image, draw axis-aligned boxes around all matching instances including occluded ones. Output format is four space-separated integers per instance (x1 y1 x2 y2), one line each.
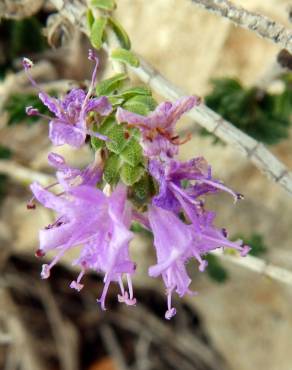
132 174 153 205
96 73 128 96
120 136 143 166
206 255 228 283
86 9 95 29
90 0 116 11
111 48 139 67
106 123 127 154
120 163 144 186
103 153 121 185
108 96 125 106
0 145 12 160
123 95 157 115
108 17 131 50
90 17 107 49
91 115 116 151
204 77 292 145
117 86 152 99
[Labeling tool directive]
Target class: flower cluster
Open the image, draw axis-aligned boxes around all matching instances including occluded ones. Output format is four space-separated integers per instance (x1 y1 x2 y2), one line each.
25 50 250 319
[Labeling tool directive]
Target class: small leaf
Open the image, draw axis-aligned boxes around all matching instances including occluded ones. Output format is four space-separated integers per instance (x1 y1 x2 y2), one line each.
90 0 116 11
123 95 157 115
90 17 107 50
120 136 143 166
86 9 94 29
117 86 152 99
108 17 131 50
103 153 121 185
120 163 144 186
106 123 127 154
96 73 128 96
111 48 139 67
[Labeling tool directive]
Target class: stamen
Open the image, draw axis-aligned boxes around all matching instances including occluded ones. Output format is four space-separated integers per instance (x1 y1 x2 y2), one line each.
97 278 111 310
40 248 67 279
197 178 240 202
27 201 36 210
240 245 251 257
70 269 85 291
165 291 176 320
26 106 52 121
35 249 45 258
22 57 33 70
81 49 100 111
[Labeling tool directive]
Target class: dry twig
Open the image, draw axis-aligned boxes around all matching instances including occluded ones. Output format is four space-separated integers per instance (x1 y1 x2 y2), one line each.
0 160 54 186
212 249 292 286
191 0 292 53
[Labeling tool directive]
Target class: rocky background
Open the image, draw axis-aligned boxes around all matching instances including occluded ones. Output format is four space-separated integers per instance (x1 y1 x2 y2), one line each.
0 1 292 370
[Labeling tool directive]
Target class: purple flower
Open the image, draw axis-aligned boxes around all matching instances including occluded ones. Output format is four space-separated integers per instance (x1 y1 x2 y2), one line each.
23 50 112 148
148 205 250 319
31 182 136 309
47 152 102 190
149 157 243 214
116 96 200 157
148 205 196 319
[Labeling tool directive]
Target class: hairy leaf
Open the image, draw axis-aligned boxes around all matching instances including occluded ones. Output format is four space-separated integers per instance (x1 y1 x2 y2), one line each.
96 73 128 96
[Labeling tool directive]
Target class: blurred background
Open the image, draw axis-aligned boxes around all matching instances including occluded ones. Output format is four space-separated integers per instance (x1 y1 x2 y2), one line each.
0 0 292 369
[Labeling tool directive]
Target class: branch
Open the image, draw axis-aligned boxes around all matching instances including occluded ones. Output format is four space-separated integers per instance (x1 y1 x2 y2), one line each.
191 0 292 53
212 249 292 286
0 160 54 186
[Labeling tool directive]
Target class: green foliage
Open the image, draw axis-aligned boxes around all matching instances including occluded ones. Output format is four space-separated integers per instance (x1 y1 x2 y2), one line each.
120 163 145 186
122 95 157 115
111 48 140 68
90 0 116 11
103 153 121 185
4 93 51 125
96 73 128 96
117 86 152 99
0 17 46 74
204 77 292 145
0 145 12 160
86 9 95 29
108 17 131 50
90 17 107 49
206 254 229 283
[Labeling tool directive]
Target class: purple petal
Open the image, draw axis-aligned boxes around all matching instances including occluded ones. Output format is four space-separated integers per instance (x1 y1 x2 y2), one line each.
85 96 112 116
49 121 86 147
